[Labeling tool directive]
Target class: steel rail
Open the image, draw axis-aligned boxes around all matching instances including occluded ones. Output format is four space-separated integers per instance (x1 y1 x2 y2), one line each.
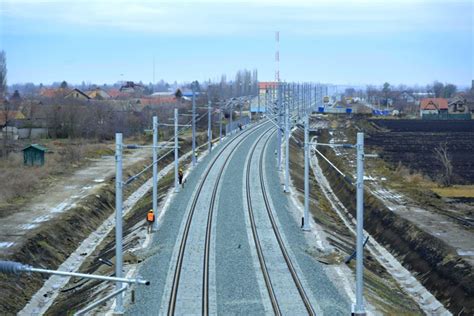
245 128 282 315
167 121 268 316
201 123 269 315
259 131 316 316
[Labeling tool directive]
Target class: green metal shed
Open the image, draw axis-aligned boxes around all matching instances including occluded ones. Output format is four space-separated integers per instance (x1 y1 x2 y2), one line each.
22 144 48 166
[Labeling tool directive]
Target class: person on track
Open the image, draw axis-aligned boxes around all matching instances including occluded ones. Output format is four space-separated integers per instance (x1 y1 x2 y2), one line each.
178 168 184 188
146 209 155 234
194 150 199 162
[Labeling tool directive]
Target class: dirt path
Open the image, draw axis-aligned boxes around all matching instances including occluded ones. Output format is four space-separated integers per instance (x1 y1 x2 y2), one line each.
368 183 474 266
0 148 149 256
328 126 474 267
310 133 450 315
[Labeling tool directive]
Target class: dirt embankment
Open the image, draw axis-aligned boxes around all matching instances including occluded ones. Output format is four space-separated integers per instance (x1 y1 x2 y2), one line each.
289 129 422 314
317 128 473 315
45 135 200 314
0 133 207 315
0 181 116 314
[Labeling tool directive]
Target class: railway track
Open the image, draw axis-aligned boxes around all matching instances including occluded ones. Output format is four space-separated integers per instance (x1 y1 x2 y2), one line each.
167 122 269 315
245 129 316 316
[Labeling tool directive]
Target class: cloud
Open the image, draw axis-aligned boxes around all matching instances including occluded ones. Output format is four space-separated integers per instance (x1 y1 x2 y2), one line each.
1 0 471 36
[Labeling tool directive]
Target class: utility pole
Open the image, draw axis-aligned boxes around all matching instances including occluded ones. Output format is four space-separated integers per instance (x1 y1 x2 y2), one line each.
353 132 366 315
239 101 242 126
174 109 179 193
277 83 282 171
284 87 290 192
208 100 212 154
257 84 261 120
297 83 300 119
219 103 223 143
192 89 196 166
152 116 158 231
302 84 305 114
114 133 124 314
292 83 295 119
229 102 233 136
308 83 312 113
303 114 310 230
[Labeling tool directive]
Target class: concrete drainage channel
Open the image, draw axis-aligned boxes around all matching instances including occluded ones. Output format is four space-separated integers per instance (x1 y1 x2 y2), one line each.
18 139 213 315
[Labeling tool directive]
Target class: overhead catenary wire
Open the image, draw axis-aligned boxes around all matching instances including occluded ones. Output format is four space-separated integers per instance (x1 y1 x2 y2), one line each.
311 146 354 185
124 107 219 185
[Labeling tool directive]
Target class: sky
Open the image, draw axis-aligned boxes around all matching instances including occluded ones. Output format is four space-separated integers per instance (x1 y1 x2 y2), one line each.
0 0 472 87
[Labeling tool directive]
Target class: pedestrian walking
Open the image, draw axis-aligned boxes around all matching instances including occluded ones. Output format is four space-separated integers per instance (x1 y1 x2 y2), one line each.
146 209 155 234
178 167 184 188
238 123 243 131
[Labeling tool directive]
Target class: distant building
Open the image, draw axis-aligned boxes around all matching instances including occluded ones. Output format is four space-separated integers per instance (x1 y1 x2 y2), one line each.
0 110 26 127
22 144 48 166
447 96 471 120
258 82 279 109
138 96 178 106
87 88 111 100
119 81 145 94
65 88 91 101
39 87 70 98
420 98 448 119
399 91 415 103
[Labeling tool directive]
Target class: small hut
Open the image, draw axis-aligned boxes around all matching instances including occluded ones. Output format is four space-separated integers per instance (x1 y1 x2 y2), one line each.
22 144 48 166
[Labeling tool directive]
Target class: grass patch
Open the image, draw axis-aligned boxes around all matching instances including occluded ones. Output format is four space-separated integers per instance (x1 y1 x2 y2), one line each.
431 185 474 198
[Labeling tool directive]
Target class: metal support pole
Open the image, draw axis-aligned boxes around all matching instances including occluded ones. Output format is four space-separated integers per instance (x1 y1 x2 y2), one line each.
239 101 242 126
314 84 317 109
265 88 268 117
229 103 233 136
152 116 158 232
257 85 261 120
114 133 124 314
174 109 179 193
309 83 312 111
277 83 282 171
0 260 150 285
284 87 290 192
303 114 310 230
208 100 212 154
75 286 128 316
353 132 366 315
303 84 306 114
219 106 223 143
192 89 196 166
291 83 293 116
305 84 308 113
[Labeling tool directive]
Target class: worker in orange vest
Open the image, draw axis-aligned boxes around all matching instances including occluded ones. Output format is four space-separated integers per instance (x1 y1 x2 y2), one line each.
146 209 155 234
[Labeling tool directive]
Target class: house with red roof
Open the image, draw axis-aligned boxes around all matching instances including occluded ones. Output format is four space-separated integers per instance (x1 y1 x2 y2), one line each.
420 98 448 119
65 88 91 101
258 82 279 105
39 87 70 99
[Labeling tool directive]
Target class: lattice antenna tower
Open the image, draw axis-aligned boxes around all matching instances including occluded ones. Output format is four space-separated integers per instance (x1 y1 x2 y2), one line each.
275 31 280 82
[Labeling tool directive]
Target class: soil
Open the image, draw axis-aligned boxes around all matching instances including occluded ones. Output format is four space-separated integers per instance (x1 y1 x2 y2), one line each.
0 132 208 315
316 119 474 315
366 119 474 184
0 147 148 257
289 128 422 314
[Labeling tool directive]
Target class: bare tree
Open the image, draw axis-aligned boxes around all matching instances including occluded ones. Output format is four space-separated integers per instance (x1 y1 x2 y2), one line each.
434 141 453 187
1 101 14 159
0 51 6 99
